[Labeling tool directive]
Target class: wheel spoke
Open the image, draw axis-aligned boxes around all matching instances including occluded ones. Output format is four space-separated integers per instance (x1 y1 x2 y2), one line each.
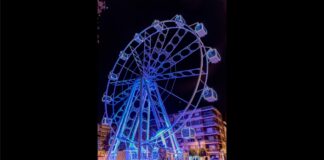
116 63 140 76
130 46 144 74
129 50 145 75
156 84 197 109
108 85 133 105
151 68 206 81
196 88 204 93
148 29 170 72
111 100 128 124
151 29 188 72
143 32 152 72
150 26 168 56
154 39 200 75
110 78 137 86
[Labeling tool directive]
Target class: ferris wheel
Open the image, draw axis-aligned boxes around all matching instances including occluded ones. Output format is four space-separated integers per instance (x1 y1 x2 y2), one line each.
101 15 221 160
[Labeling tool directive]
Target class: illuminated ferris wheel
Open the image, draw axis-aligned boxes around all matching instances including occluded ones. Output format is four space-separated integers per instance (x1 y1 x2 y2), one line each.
101 15 221 160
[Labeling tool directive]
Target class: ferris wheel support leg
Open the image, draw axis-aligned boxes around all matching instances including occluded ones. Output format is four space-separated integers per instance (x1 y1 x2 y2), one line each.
129 116 139 143
153 82 183 159
107 83 139 159
144 83 169 149
107 152 117 160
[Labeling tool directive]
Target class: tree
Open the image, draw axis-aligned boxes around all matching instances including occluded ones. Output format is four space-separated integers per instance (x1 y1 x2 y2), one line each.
189 149 198 157
198 148 207 157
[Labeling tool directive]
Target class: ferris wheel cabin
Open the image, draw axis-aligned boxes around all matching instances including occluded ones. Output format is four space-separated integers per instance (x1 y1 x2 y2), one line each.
134 33 144 43
119 51 130 61
206 47 221 64
108 72 119 81
194 23 208 38
203 87 218 102
174 14 186 27
152 20 163 31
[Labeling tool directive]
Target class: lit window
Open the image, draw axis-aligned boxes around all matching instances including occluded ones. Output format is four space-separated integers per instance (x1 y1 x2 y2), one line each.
209 145 216 151
207 128 213 133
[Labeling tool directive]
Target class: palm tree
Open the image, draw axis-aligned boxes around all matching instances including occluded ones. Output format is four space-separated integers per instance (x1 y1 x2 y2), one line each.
198 148 207 157
189 148 198 157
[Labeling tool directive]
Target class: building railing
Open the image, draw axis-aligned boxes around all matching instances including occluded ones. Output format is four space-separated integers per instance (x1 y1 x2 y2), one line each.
206 130 220 134
201 113 216 117
203 121 218 126
206 139 220 143
194 131 205 137
201 106 215 110
206 148 220 152
189 122 204 127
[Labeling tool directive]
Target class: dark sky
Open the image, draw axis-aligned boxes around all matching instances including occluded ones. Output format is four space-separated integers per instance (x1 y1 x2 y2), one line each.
97 0 226 121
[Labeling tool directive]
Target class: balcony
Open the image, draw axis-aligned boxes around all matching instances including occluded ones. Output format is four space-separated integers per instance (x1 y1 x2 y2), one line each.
190 122 204 127
194 131 204 136
201 113 216 118
201 106 215 110
205 130 220 135
205 139 221 144
203 121 219 127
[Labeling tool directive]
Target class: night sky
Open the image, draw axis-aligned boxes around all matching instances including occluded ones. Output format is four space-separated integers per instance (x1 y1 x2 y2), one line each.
97 0 227 122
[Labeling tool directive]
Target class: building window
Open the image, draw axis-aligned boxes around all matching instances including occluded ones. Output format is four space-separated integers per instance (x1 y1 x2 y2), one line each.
202 111 214 117
191 120 202 126
207 127 214 133
208 136 215 141
205 118 214 122
209 145 216 151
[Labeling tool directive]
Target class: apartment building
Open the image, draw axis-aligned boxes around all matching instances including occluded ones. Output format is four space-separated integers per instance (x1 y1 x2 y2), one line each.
169 106 227 160
98 123 110 160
